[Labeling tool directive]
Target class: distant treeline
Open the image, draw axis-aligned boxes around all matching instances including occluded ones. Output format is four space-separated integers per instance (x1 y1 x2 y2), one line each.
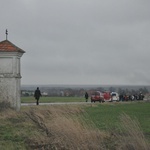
21 86 149 97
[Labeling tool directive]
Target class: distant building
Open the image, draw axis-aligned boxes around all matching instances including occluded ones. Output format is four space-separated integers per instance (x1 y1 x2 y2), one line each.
0 39 25 110
21 90 34 96
42 92 48 96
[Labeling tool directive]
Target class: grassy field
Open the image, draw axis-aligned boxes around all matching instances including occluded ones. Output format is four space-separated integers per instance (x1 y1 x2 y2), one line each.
85 102 150 135
0 100 150 149
21 96 85 103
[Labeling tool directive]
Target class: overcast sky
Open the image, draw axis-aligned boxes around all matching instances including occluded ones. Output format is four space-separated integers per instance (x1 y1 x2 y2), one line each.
0 0 150 85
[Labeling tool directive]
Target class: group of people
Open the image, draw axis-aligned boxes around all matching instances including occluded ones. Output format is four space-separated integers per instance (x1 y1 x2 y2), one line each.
119 93 144 101
84 92 145 102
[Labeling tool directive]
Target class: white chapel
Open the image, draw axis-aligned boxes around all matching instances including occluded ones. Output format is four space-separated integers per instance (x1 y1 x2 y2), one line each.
0 35 25 111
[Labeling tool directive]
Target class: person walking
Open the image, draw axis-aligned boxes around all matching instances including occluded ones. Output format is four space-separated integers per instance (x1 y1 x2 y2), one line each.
34 87 42 105
85 92 89 102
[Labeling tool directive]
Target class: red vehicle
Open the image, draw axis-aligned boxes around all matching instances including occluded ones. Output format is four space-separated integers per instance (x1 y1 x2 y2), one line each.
103 91 112 102
91 91 111 103
91 91 104 103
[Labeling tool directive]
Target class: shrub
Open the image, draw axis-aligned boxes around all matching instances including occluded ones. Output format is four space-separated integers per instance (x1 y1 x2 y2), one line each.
0 101 11 112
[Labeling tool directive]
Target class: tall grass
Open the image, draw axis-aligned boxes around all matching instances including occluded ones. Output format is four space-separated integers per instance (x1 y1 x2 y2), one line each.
117 113 149 150
24 106 108 149
0 103 149 149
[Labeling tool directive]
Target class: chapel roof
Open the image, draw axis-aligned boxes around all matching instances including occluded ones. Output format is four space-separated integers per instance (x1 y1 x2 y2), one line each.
0 40 25 53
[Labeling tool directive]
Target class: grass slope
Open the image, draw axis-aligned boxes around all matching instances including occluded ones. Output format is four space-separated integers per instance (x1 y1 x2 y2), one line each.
0 101 149 150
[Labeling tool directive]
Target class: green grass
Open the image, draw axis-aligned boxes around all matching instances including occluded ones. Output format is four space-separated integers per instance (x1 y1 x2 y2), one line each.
21 96 85 103
84 102 150 139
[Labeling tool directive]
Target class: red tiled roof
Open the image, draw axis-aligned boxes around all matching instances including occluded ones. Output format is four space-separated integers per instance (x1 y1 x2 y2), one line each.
0 40 25 53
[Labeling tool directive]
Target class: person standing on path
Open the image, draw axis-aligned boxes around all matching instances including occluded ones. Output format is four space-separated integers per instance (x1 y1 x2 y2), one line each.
34 87 42 105
85 92 89 102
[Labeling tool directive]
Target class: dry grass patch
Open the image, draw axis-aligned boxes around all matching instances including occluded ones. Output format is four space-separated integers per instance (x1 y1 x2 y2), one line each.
24 105 108 150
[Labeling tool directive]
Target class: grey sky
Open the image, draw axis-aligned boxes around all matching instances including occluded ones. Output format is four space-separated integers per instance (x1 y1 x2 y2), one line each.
0 0 150 85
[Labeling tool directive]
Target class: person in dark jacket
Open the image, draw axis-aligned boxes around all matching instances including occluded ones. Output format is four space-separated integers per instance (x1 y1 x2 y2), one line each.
34 87 42 105
85 92 89 102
